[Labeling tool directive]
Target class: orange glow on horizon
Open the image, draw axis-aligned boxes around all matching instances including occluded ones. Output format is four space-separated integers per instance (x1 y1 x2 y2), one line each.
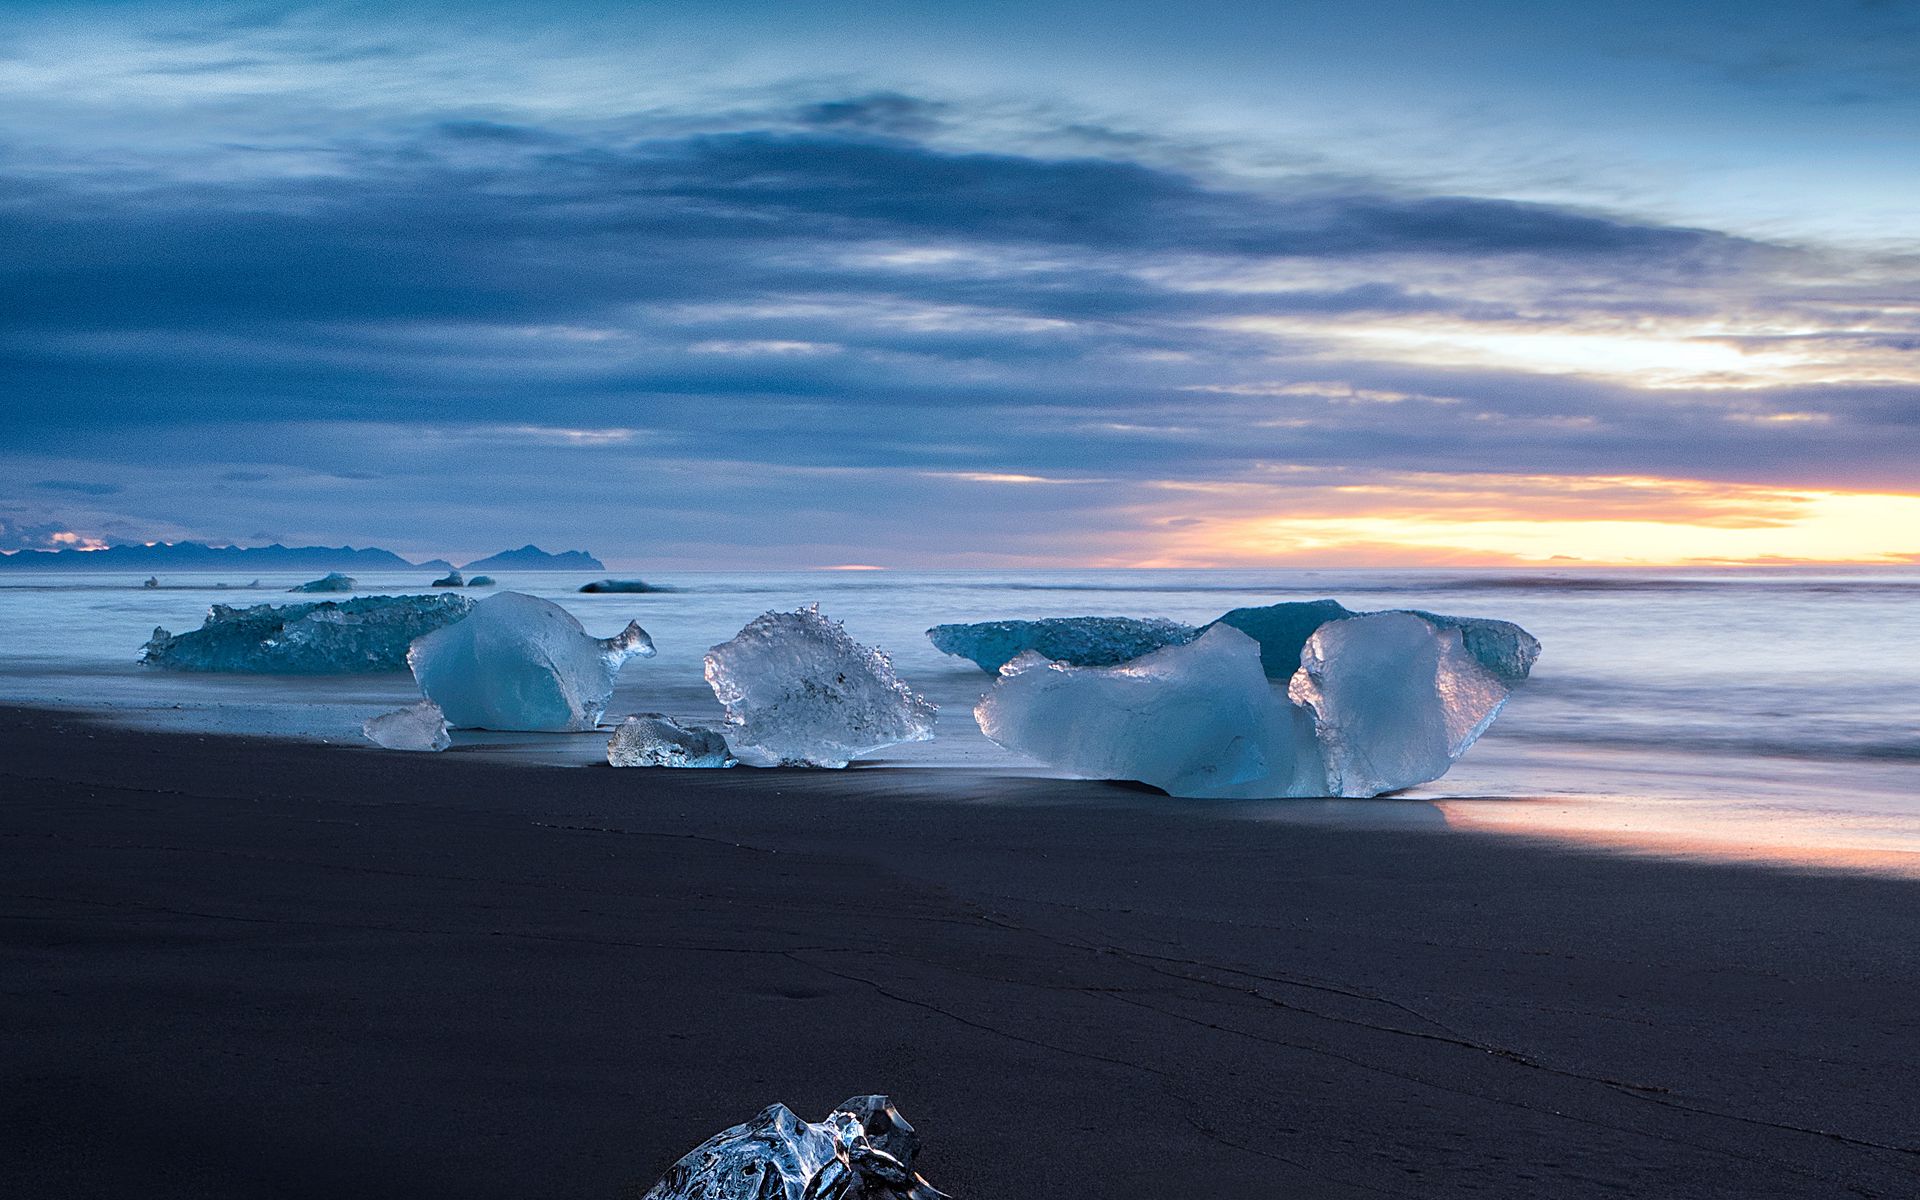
1127 474 1920 567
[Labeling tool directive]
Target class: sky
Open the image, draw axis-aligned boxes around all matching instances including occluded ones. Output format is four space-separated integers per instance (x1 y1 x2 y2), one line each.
2 0 1918 568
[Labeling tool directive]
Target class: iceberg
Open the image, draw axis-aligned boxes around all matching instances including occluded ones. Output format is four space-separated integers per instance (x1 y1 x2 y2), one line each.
579 578 671 593
705 606 935 767
1289 612 1512 796
431 570 464 588
927 616 1200 672
408 591 654 731
976 625 1326 798
362 700 451 752
467 575 496 587
974 609 1538 798
289 572 357 593
141 593 475 673
641 1095 945 1200
606 713 735 768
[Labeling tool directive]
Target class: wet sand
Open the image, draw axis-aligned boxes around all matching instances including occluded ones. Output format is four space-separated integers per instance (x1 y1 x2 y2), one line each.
2 704 1916 1198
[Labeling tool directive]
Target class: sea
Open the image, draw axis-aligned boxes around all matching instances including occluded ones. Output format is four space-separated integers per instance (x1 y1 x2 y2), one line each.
2 567 1916 867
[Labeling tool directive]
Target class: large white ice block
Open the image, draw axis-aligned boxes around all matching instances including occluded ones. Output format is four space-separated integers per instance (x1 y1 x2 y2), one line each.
704 605 935 768
407 591 653 731
1288 612 1511 796
975 624 1327 798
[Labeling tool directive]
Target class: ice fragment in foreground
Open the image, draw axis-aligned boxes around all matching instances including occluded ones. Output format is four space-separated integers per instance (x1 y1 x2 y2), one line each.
976 624 1327 798
141 594 475 673
606 713 735 768
289 572 357 593
927 615 1200 672
705 606 935 767
408 591 654 731
362 700 451 752
642 1095 945 1200
1288 612 1511 796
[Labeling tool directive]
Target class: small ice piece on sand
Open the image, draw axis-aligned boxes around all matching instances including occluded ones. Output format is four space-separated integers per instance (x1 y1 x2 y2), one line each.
641 1095 945 1200
141 593 475 673
432 570 464 588
606 713 735 768
289 572 356 593
926 616 1200 673
1288 612 1511 797
975 624 1327 799
704 606 935 767
362 700 451 752
408 591 654 731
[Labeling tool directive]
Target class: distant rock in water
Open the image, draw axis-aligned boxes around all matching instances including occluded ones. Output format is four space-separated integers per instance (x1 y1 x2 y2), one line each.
142 593 475 673
466 575 496 587
927 616 1200 672
461 545 604 571
0 540 453 572
289 572 356 593
579 578 670 594
143 576 158 588
432 570 464 588
641 1095 945 1200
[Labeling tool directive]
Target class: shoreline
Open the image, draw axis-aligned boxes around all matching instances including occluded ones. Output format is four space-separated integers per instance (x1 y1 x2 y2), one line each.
4 704 1917 1197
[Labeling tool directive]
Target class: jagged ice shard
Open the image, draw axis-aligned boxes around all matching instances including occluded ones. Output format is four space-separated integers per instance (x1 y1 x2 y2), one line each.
606 713 735 768
1290 612 1512 796
976 625 1327 798
362 700 451 752
407 591 653 731
927 616 1200 672
141 593 475 673
705 606 935 768
641 1095 946 1200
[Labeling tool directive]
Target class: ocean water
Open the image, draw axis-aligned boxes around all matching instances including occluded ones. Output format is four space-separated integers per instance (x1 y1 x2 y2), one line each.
2 567 1916 864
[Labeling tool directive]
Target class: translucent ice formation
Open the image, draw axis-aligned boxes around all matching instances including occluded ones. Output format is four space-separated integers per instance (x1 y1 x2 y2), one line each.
641 1095 945 1200
141 594 475 673
362 700 451 752
927 616 1200 672
289 572 356 593
407 591 654 731
1289 612 1512 796
606 713 735 768
975 610 1537 798
704 606 936 767
1211 599 1355 678
975 624 1326 798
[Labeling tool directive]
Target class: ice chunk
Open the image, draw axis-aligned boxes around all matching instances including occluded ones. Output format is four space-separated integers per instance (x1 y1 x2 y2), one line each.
467 575 496 587
141 593 475 673
975 624 1327 798
641 1095 945 1200
579 578 670 593
1288 612 1511 796
432 570 464 588
362 700 451 752
1209 599 1355 679
704 606 935 767
408 591 654 731
289 572 356 593
927 616 1199 673
606 713 735 768
1404 611 1541 683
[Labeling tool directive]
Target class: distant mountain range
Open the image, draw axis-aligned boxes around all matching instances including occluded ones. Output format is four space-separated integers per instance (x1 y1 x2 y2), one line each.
462 545 604 571
0 541 602 572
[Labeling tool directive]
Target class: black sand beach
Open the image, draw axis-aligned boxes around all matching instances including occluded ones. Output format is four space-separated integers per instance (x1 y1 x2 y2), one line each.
3 705 1916 1198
